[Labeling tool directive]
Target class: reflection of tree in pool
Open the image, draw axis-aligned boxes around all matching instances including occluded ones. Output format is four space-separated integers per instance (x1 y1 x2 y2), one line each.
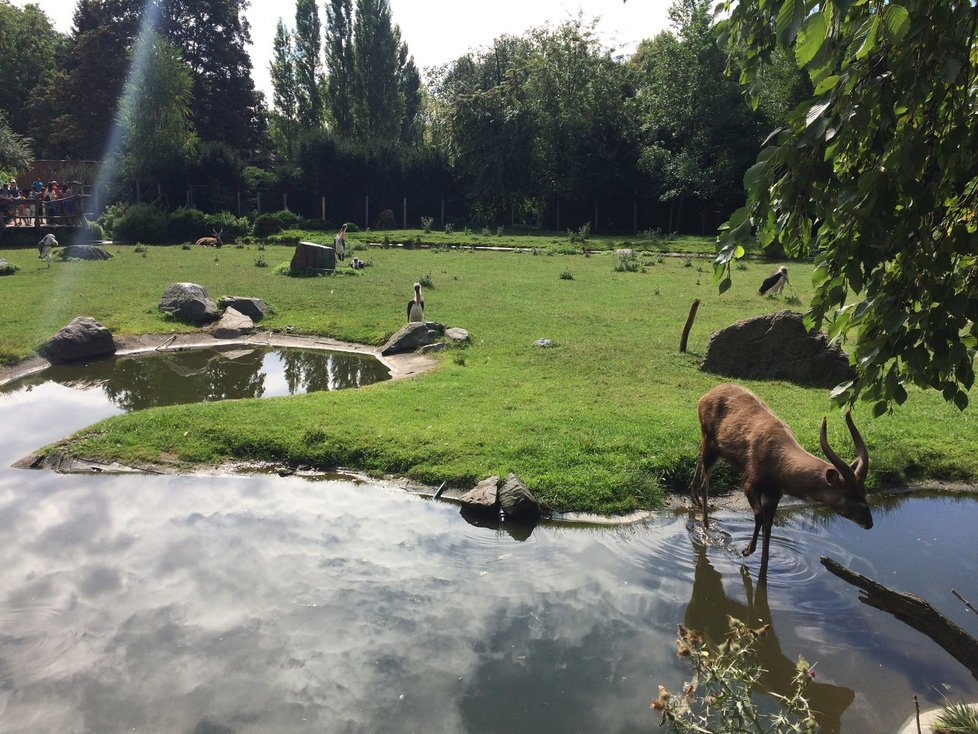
683 545 854 734
102 349 268 410
280 349 388 392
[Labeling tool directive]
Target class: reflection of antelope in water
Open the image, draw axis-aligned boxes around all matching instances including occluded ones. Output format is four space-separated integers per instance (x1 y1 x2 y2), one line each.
683 545 854 734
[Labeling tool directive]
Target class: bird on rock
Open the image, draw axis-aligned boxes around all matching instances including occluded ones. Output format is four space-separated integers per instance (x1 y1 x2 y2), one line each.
407 282 425 323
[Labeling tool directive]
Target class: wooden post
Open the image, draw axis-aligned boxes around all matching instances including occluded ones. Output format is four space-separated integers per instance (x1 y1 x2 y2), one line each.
365 194 369 230
594 201 598 234
257 192 262 214
237 191 241 216
403 196 407 229
321 196 325 221
440 197 445 228
555 198 560 231
283 192 288 211
679 299 701 353
633 196 638 234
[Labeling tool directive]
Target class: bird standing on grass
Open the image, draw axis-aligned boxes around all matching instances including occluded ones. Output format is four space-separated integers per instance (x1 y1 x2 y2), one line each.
758 266 789 296
38 233 57 268
407 283 425 323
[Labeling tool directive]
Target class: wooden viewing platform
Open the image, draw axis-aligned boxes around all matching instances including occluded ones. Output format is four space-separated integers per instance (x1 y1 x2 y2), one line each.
0 194 90 229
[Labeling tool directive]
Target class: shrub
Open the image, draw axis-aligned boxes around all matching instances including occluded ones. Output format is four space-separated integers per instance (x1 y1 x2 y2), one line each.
419 272 434 289
0 261 19 275
560 269 574 280
254 255 267 268
420 216 434 233
444 223 454 235
567 222 591 245
167 207 208 243
107 202 168 243
496 225 504 237
301 217 332 231
614 252 640 272
254 212 284 237
343 221 360 233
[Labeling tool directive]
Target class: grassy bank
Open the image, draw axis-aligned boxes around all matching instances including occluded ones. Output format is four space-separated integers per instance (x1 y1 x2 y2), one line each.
2 240 976 513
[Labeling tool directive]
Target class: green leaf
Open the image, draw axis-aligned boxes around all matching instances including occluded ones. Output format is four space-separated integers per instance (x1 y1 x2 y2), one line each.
718 274 732 295
855 15 879 60
872 401 888 418
776 0 804 45
795 12 828 67
813 75 840 95
881 4 910 43
954 391 969 411
733 245 745 259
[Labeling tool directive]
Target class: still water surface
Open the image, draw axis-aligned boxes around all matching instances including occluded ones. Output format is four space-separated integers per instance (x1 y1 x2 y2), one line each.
0 360 976 733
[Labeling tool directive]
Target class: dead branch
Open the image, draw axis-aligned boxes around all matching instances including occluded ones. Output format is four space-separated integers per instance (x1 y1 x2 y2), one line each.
952 588 978 618
821 556 978 682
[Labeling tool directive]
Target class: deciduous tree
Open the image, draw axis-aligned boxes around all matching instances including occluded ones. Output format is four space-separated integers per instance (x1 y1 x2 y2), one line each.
715 0 978 411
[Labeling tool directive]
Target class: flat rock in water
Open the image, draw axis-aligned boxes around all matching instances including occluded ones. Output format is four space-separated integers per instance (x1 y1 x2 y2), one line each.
159 282 219 325
701 310 854 388
498 473 541 520
220 296 270 322
211 307 255 338
459 476 499 512
446 327 470 343
38 316 116 364
381 321 446 356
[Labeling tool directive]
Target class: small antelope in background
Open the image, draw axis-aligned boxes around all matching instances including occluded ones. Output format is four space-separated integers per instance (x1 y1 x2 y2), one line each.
690 383 872 579
195 229 223 247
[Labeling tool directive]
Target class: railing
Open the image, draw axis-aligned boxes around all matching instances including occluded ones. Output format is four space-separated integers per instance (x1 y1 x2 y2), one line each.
0 194 90 228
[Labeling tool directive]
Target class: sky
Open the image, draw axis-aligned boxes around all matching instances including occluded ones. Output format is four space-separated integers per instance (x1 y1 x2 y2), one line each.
10 0 672 100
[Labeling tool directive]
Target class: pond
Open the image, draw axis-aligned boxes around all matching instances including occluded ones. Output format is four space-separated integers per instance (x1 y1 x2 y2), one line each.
0 363 976 733
2 345 392 411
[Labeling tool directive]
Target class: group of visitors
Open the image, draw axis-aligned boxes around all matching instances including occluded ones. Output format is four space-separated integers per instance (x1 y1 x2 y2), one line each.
0 178 77 226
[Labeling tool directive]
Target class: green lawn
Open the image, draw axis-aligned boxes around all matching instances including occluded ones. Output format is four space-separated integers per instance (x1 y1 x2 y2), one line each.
1 239 975 513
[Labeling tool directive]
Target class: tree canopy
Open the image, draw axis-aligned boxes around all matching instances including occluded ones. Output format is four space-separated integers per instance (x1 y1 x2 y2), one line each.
715 0 978 412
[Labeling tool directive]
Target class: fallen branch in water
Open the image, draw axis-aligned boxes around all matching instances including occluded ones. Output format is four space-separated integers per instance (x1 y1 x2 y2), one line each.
952 588 978 618
821 556 978 682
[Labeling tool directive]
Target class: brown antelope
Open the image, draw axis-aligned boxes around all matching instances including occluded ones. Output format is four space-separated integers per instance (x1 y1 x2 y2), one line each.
690 383 872 579
195 229 223 247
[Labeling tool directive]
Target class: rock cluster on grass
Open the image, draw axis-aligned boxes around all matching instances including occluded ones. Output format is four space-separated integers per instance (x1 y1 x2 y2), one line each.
459 473 543 521
533 338 557 348
38 316 116 364
700 310 855 388
159 282 219 325
446 327 469 343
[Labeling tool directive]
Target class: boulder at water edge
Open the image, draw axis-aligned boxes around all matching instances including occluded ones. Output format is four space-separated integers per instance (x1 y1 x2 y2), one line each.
497 473 542 520
38 316 116 364
220 296 270 322
211 307 255 338
701 310 854 388
459 476 500 513
380 321 446 356
159 282 219 325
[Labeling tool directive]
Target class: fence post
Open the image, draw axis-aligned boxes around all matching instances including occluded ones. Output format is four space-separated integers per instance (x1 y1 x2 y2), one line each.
440 198 445 228
403 197 407 229
257 192 262 214
237 191 241 216
321 196 325 221
633 195 638 234
365 194 369 230
283 192 288 211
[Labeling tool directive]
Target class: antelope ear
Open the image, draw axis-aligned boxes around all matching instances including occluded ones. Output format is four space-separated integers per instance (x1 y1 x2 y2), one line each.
825 467 841 485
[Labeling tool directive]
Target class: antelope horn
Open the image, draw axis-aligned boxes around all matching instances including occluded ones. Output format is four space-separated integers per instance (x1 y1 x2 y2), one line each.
845 411 869 481
820 416 858 484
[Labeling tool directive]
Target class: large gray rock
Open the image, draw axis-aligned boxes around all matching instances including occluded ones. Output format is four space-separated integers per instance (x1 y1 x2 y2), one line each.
38 316 116 364
497 473 542 520
220 296 270 322
701 310 854 388
211 307 255 338
61 245 112 260
459 476 499 512
159 282 219 325
381 321 446 356
290 241 335 272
